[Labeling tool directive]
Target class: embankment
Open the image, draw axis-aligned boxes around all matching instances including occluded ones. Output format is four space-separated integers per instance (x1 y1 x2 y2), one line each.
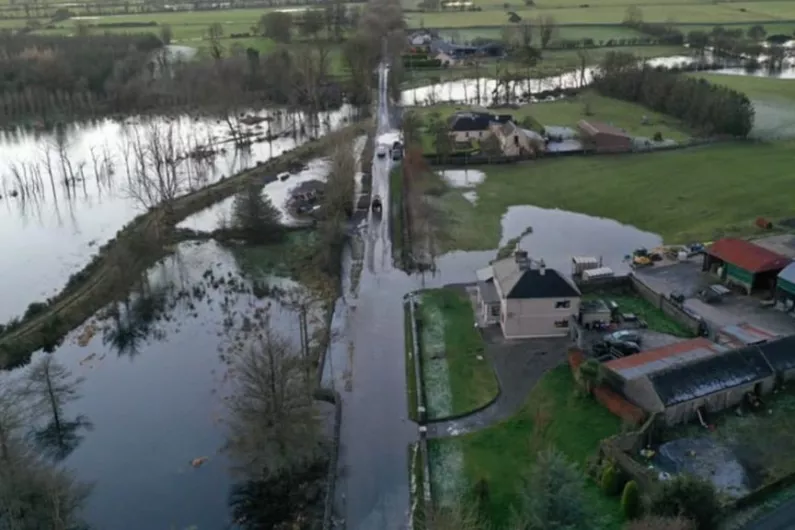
0 121 368 369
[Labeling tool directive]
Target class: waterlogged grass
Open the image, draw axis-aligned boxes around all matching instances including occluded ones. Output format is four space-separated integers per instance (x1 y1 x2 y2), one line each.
418 289 499 420
435 140 795 250
408 442 427 527
405 302 420 422
429 365 623 529
418 297 454 419
428 435 466 506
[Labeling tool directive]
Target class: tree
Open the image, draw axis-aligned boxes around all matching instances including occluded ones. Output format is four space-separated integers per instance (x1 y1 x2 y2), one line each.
259 12 293 43
160 23 173 45
424 501 490 530
626 515 696 530
0 443 92 530
223 322 323 479
649 475 720 530
231 181 285 244
300 9 324 40
512 448 592 530
0 378 28 462
207 22 224 60
538 15 556 48
687 30 709 54
25 356 91 462
747 24 766 41
624 5 643 25
125 123 185 215
578 358 602 393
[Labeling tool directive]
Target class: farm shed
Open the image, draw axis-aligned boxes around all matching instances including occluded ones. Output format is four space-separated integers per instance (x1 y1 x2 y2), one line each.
777 262 795 303
577 120 632 154
757 335 795 382
604 338 729 417
703 238 791 295
716 322 778 348
649 346 775 425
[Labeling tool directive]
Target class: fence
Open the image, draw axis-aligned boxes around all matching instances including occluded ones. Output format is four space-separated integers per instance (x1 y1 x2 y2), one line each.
630 275 703 336
600 414 662 492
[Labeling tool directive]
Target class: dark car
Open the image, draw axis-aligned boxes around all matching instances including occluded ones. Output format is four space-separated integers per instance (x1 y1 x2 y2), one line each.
593 340 640 357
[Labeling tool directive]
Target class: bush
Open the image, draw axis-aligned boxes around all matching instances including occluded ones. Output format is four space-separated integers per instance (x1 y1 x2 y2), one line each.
600 463 623 496
649 475 720 530
653 131 663 142
622 480 641 519
23 302 49 320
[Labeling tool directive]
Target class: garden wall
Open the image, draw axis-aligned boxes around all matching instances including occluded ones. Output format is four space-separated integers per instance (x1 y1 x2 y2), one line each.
630 275 703 336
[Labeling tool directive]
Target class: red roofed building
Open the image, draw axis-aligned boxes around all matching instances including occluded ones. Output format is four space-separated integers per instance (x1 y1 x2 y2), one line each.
703 238 791 294
577 120 632 153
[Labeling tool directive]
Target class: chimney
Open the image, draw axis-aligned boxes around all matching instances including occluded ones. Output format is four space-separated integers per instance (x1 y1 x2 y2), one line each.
539 259 546 275
515 249 530 270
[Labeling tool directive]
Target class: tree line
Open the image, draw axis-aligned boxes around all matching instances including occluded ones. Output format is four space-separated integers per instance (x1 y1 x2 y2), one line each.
592 52 754 138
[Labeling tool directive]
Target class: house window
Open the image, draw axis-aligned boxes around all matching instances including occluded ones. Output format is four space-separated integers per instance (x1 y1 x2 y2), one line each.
490 305 500 317
555 300 571 309
554 319 569 328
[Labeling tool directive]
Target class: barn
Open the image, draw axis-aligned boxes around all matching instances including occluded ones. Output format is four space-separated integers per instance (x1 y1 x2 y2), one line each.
603 338 777 426
703 238 791 295
757 335 795 383
577 120 632 153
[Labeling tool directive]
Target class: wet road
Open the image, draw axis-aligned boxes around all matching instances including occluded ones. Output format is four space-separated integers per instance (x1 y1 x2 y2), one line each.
330 62 418 530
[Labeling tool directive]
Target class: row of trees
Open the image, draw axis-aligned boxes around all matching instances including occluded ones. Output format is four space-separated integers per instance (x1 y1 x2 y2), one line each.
593 52 754 137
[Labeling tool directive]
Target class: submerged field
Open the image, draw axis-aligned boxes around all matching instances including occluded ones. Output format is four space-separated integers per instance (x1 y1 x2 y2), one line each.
428 365 623 529
435 140 795 250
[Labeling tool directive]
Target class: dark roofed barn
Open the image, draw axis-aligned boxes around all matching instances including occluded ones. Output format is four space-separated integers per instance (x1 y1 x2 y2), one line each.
704 238 791 295
649 346 775 425
758 335 795 380
577 120 632 153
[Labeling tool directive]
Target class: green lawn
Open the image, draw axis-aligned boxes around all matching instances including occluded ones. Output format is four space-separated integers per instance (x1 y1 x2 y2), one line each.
428 364 623 529
434 140 795 249
437 24 645 43
405 302 420 422
417 288 499 420
407 4 782 28
583 292 694 337
689 73 795 104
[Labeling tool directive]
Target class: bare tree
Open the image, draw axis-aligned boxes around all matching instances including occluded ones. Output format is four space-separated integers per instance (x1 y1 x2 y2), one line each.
25 356 91 462
538 15 557 49
223 319 323 479
126 123 185 215
0 378 29 463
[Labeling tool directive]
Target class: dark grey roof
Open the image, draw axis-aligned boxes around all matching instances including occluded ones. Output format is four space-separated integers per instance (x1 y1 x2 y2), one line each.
449 113 492 131
650 346 773 407
758 335 795 372
507 268 581 299
478 279 499 304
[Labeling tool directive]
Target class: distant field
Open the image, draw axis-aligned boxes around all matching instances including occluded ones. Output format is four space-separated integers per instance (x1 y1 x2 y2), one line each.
437 24 644 43
691 73 795 102
407 4 795 27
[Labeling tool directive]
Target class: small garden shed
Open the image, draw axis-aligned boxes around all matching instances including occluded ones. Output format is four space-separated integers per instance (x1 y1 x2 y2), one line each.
703 238 791 294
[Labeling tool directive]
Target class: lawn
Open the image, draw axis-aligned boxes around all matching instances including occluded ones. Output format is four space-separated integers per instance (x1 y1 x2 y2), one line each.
436 24 645 44
689 73 795 104
405 302 420 421
433 140 795 249
428 364 623 529
583 292 694 337
406 4 778 28
417 288 499 420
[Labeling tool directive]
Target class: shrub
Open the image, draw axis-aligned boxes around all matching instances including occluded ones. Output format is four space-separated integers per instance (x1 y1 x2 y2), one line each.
23 302 49 320
649 475 720 530
600 463 623 496
622 480 641 519
653 131 663 142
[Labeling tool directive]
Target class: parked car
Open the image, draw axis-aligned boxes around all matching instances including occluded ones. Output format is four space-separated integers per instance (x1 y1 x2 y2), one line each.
592 340 640 357
604 330 642 345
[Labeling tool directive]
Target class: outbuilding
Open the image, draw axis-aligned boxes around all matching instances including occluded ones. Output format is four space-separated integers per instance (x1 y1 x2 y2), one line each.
758 335 795 382
716 322 778 348
777 262 795 304
703 238 791 295
577 120 632 153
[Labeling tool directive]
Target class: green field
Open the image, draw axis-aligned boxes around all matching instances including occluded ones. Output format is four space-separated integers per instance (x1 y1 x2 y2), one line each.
437 24 645 43
417 288 499 420
427 365 622 529
433 140 795 250
690 73 795 103
407 3 795 28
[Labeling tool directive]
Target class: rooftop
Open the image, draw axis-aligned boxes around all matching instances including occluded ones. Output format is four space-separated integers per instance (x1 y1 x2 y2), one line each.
649 346 774 407
577 120 630 138
779 261 795 284
719 322 778 346
707 238 791 274
492 256 581 300
758 335 795 372
605 338 727 381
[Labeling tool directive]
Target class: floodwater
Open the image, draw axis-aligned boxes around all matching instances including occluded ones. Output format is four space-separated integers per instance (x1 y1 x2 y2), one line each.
0 105 355 322
501 205 662 275
3 239 324 530
438 169 486 205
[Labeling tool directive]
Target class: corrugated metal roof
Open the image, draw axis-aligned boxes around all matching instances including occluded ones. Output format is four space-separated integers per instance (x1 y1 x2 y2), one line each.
707 238 791 274
778 262 795 284
582 267 614 279
720 323 778 346
605 338 727 380
758 335 795 372
577 120 629 138
650 346 773 407
572 256 599 266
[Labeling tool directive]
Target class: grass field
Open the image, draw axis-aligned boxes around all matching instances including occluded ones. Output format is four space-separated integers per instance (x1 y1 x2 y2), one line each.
406 4 795 28
417 288 499 420
690 73 795 103
405 302 420 421
427 364 623 529
437 24 645 43
433 140 795 250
